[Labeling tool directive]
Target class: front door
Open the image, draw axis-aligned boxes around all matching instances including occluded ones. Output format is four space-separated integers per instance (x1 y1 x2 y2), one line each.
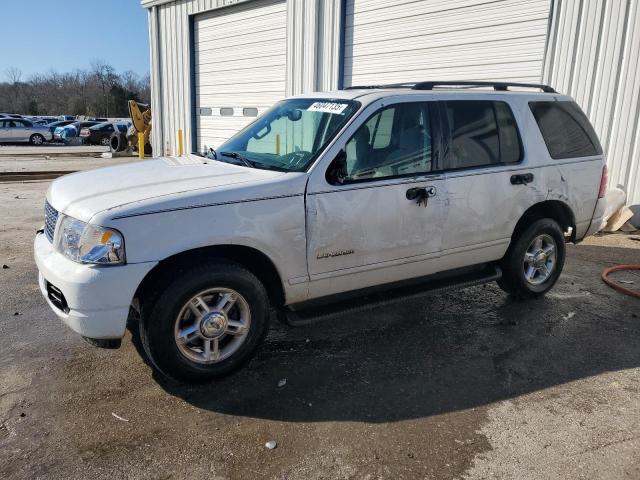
305 100 447 299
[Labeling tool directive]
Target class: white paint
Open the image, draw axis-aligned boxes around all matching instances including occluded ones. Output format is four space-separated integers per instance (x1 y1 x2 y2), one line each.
37 65 605 342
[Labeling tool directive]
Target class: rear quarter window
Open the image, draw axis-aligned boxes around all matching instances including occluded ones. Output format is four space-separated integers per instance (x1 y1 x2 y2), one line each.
529 101 602 159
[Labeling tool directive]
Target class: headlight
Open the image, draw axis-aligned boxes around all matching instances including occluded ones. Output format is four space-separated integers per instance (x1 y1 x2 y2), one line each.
55 215 125 265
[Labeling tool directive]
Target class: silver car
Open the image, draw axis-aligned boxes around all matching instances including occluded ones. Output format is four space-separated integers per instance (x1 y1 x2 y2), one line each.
0 118 53 145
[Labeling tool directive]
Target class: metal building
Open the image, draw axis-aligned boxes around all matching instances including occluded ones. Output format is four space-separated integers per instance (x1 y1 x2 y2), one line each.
142 0 640 207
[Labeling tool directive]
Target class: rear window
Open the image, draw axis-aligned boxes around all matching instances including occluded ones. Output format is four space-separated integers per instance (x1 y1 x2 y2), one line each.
529 101 602 159
442 100 522 170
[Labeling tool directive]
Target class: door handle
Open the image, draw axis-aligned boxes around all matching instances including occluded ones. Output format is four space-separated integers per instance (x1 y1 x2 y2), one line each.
511 173 534 185
406 186 436 207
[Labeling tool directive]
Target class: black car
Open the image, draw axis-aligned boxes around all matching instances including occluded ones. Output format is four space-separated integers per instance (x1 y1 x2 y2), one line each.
80 122 129 146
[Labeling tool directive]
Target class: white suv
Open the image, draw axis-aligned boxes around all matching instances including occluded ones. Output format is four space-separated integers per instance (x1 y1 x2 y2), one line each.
34 81 607 383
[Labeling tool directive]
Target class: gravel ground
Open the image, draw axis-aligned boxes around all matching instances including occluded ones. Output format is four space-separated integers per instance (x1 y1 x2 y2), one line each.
0 155 134 173
0 166 639 479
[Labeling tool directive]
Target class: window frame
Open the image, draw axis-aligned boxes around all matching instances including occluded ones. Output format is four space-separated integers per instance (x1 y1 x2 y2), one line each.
330 100 443 186
438 100 524 173
528 100 602 160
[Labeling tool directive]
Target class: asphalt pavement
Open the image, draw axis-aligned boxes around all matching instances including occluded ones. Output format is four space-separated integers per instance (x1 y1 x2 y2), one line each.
1 163 639 479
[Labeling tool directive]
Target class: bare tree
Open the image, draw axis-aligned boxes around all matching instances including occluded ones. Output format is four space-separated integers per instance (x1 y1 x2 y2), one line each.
5 67 22 84
0 62 150 116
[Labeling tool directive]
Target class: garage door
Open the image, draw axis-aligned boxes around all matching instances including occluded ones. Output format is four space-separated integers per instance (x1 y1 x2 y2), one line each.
344 0 551 87
194 0 286 151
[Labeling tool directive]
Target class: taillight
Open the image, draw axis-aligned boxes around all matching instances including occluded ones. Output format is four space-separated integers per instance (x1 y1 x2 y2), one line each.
598 164 608 199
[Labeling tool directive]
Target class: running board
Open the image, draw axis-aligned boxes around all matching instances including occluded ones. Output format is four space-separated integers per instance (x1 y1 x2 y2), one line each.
281 264 502 327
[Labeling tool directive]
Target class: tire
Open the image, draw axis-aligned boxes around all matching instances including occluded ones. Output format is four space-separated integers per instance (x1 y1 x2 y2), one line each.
29 134 45 145
100 136 110 146
139 260 270 383
110 132 127 152
498 218 566 299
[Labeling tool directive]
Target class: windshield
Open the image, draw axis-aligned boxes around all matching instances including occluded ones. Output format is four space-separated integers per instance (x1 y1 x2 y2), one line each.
216 98 360 172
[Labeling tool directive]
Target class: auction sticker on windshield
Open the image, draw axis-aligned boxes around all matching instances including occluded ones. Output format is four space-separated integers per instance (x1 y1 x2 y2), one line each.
307 102 349 114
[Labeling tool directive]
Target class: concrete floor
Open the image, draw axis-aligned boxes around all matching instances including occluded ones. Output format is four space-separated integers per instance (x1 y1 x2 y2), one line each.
0 165 639 479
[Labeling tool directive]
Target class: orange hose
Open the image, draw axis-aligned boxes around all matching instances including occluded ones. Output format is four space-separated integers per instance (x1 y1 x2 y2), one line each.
601 264 640 299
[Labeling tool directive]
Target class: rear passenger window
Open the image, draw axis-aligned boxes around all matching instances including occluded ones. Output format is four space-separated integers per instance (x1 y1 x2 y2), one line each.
529 101 602 159
443 101 522 170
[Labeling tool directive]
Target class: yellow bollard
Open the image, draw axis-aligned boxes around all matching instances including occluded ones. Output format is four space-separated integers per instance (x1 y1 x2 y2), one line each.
178 129 184 156
138 133 144 160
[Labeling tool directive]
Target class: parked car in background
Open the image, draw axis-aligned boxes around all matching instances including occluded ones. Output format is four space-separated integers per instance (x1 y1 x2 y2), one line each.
47 120 76 136
55 121 101 144
58 115 76 121
80 122 129 146
0 113 23 119
0 118 52 145
39 116 60 124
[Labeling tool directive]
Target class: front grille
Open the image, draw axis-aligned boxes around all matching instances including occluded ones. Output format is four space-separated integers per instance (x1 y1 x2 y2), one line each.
44 201 58 243
46 281 69 313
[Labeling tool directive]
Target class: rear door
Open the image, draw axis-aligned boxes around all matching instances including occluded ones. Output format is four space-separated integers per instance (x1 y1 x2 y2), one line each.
305 98 448 299
438 98 544 267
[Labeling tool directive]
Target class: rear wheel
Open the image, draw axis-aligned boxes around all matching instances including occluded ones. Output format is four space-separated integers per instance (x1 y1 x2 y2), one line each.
29 134 45 145
139 261 270 383
498 218 565 299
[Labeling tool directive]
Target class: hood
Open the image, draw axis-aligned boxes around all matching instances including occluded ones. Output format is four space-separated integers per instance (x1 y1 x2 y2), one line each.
48 154 290 222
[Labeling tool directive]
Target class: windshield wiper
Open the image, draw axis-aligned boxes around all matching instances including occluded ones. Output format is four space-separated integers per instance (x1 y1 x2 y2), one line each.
220 151 255 168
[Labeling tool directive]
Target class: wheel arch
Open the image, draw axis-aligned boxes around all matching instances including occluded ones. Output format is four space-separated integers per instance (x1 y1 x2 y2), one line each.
134 244 286 311
511 200 576 243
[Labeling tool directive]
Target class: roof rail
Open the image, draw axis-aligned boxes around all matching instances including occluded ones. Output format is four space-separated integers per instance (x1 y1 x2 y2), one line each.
412 81 556 93
344 81 556 93
344 83 415 90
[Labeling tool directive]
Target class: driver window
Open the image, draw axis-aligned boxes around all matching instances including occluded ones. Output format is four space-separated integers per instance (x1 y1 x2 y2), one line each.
344 102 432 181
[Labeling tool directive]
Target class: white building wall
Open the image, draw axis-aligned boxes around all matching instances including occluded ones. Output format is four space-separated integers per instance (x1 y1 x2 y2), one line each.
544 0 640 205
344 0 551 86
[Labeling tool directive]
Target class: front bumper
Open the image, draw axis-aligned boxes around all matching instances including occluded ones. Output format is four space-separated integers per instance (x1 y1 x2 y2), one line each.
34 232 156 339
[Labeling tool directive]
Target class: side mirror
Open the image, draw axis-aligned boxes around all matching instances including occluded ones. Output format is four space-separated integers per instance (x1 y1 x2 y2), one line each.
326 149 348 185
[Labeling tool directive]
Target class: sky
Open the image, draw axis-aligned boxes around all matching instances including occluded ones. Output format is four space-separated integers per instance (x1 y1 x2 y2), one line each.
1 0 150 81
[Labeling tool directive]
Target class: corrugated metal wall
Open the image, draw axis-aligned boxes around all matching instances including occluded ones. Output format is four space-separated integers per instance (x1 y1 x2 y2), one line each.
544 0 640 205
193 0 287 150
144 0 342 156
344 0 551 86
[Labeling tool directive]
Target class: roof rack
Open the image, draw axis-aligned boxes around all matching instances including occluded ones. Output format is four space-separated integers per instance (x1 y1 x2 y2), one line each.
344 81 556 93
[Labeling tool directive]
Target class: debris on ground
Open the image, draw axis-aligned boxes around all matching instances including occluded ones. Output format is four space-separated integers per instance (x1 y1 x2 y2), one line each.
2 264 8 269
277 378 287 388
562 312 576 321
618 280 635 285
603 205 634 232
630 235 640 242
111 413 129 422
265 440 277 450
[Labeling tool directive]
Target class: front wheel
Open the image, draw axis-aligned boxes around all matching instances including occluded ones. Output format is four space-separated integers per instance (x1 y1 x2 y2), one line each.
498 218 566 299
139 261 270 383
30 134 45 145
100 136 110 146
